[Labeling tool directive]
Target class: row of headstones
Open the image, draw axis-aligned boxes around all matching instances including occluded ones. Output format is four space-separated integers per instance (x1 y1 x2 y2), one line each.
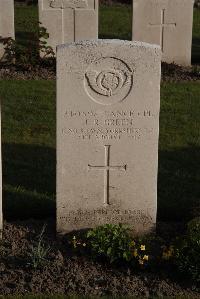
0 0 195 66
0 0 194 237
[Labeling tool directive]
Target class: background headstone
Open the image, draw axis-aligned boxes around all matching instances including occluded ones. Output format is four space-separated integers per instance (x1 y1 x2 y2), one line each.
132 0 194 66
0 0 15 60
57 40 161 235
38 0 98 54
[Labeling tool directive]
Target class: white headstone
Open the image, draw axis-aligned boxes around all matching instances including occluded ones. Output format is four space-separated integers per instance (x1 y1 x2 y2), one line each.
0 0 15 60
57 40 161 235
132 0 194 66
38 0 98 54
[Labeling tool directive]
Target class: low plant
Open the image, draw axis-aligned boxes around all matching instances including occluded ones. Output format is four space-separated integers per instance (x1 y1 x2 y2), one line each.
38 24 55 59
28 224 50 269
174 217 200 282
68 220 200 280
86 224 149 266
0 22 55 69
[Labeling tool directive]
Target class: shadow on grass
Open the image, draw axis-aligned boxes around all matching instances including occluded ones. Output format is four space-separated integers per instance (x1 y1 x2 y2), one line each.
99 33 132 40
2 143 56 220
192 37 200 64
158 144 200 222
2 143 199 223
99 33 117 39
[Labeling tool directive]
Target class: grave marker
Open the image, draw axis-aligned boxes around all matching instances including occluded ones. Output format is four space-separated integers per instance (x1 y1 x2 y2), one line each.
0 0 15 60
57 40 161 235
132 0 194 66
38 0 98 54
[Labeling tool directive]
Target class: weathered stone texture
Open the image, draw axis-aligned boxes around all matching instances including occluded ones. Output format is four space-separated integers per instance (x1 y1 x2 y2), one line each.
57 40 161 235
38 0 98 54
132 0 194 66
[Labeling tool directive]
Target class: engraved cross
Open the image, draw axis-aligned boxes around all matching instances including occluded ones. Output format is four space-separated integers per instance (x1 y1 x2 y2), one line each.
48 0 88 42
88 145 127 206
149 9 176 52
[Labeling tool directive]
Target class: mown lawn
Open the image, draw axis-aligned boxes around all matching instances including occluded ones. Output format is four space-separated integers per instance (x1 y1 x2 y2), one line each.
0 4 198 222
0 81 56 220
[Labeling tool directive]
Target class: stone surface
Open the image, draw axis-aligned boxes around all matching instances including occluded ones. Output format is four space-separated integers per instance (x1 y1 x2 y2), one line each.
0 0 15 60
57 40 161 235
38 0 98 54
132 0 194 66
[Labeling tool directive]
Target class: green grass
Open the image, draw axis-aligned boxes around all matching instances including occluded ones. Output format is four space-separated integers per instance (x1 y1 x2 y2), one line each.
99 4 132 40
159 83 200 221
14 4 39 47
0 81 56 219
0 81 199 222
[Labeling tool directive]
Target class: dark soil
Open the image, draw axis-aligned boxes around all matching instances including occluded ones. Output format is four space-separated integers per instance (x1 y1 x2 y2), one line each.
161 63 200 82
0 63 199 82
0 220 199 297
0 65 56 80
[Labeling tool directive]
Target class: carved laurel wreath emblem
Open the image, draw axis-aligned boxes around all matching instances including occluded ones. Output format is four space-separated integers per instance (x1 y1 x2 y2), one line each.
85 69 130 98
85 57 133 105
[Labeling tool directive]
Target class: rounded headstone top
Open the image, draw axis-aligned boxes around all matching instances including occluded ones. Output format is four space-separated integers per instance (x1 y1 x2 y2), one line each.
56 39 161 52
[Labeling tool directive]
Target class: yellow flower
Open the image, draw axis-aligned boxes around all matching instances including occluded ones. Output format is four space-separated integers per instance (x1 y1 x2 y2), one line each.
143 255 149 261
140 245 146 251
133 249 138 257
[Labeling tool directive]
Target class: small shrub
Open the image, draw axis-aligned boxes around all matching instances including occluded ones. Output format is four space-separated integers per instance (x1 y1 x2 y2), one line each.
0 22 55 69
38 24 55 59
174 217 200 282
28 224 50 269
87 224 132 263
87 224 149 266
